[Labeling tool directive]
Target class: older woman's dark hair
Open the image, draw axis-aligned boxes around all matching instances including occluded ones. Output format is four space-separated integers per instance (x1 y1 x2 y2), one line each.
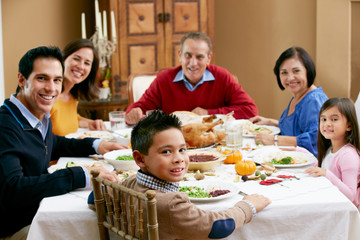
63 39 99 101
273 46 316 90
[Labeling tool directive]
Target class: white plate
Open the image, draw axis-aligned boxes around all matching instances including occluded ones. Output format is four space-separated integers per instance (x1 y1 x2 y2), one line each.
243 125 280 137
48 159 114 173
252 149 316 168
179 180 237 202
66 131 115 141
103 149 139 170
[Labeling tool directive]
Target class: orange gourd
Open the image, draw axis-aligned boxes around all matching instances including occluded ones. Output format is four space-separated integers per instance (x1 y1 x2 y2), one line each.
223 150 243 164
235 160 256 176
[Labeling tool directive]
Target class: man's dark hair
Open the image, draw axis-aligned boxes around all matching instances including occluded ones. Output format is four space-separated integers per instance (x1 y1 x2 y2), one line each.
131 110 182 155
16 46 64 93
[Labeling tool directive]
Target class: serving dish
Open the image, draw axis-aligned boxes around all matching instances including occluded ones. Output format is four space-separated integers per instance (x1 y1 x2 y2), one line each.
66 130 115 141
187 150 225 172
103 149 139 170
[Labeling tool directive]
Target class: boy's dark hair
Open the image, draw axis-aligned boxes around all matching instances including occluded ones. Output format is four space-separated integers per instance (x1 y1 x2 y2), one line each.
63 39 99 101
131 110 182 155
16 46 64 93
273 46 316 90
317 98 360 167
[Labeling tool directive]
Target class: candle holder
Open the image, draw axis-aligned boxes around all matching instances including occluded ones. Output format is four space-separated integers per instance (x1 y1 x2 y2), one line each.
90 27 116 100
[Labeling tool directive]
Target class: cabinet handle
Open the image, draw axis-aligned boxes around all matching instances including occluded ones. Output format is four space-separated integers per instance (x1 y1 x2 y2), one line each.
158 13 170 23
140 58 146 64
183 14 189 20
139 15 145 21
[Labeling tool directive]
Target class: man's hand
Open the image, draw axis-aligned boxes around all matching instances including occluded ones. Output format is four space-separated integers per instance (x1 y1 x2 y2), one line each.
243 194 271 212
125 108 144 125
97 141 129 155
88 119 107 131
87 164 119 182
192 107 208 115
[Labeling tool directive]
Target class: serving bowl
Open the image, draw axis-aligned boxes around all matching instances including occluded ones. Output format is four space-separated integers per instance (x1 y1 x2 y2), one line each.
103 149 139 170
187 151 225 172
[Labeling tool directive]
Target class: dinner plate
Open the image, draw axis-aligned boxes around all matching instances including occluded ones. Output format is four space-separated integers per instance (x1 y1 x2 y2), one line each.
179 180 237 202
252 148 316 168
65 131 115 141
48 159 114 173
243 125 280 137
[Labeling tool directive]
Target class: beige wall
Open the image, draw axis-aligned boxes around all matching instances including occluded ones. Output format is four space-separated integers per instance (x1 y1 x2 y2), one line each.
2 0 92 98
2 0 358 118
214 0 316 119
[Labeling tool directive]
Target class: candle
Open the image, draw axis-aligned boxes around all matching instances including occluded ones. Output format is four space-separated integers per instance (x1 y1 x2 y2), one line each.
81 13 86 39
111 11 117 42
97 12 103 39
103 10 108 40
94 0 100 29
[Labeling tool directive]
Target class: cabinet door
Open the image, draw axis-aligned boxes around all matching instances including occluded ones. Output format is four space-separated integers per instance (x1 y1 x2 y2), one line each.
164 0 214 68
108 0 214 99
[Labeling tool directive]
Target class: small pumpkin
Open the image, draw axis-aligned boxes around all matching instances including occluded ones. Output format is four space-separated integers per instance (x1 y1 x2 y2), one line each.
223 149 243 164
235 160 257 176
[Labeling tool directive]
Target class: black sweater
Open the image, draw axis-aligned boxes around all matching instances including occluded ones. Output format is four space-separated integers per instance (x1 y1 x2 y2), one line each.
0 99 96 237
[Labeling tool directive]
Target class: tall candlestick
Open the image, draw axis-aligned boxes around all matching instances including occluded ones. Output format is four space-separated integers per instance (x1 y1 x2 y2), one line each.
103 11 108 40
94 0 100 29
81 13 86 39
111 11 117 42
97 12 103 39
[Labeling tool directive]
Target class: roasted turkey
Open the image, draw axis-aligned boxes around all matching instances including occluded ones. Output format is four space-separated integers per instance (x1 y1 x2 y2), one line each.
182 119 226 148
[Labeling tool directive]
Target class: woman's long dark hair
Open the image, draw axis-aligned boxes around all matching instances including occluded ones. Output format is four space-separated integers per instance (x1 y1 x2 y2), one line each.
63 39 99 101
317 98 360 174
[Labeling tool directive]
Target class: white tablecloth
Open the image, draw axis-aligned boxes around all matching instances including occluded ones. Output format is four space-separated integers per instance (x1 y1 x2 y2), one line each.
27 135 360 240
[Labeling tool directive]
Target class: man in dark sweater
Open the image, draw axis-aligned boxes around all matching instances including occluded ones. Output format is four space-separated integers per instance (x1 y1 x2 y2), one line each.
0 46 127 239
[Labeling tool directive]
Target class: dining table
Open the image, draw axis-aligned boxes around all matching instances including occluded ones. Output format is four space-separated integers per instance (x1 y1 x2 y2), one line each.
27 125 360 240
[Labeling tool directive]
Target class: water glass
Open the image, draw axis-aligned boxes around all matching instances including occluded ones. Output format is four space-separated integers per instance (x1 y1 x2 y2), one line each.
109 111 125 131
225 124 243 148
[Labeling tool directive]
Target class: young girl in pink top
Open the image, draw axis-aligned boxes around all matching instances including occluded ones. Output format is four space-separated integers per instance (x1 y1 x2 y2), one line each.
306 98 360 206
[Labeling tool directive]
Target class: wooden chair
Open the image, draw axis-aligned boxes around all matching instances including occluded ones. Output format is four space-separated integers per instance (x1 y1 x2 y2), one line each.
127 72 157 106
91 170 159 240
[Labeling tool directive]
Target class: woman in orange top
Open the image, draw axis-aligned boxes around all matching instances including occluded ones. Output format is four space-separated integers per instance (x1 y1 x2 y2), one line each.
51 39 106 136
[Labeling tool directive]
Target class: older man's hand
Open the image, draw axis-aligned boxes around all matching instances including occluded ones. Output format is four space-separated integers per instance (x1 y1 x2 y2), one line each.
192 107 208 115
125 108 144 125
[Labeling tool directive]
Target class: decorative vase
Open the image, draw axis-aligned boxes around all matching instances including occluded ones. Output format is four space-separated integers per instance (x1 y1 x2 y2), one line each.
99 87 110 99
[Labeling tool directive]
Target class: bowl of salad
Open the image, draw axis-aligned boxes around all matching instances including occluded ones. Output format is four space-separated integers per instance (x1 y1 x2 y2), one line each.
103 149 139 170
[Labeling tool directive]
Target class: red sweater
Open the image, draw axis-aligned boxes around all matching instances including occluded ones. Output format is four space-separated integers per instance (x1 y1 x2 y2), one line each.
126 65 258 119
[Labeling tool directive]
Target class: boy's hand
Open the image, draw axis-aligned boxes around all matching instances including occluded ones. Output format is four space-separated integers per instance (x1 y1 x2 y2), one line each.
243 194 271 212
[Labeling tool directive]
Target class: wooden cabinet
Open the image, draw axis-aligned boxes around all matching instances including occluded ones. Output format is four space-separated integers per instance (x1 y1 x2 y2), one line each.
100 0 214 99
77 97 128 121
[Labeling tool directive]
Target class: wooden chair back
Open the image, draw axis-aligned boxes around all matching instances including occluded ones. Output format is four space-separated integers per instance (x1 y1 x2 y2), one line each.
127 72 157 106
91 170 159 240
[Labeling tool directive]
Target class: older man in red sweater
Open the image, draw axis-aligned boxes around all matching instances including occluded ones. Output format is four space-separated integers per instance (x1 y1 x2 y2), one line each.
126 31 258 124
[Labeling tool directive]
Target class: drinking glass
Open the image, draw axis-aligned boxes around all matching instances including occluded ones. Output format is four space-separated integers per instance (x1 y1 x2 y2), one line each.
109 111 126 131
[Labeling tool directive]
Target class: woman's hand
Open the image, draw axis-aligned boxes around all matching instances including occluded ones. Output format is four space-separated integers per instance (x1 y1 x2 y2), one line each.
254 133 274 145
305 167 326 177
249 115 279 126
88 119 107 131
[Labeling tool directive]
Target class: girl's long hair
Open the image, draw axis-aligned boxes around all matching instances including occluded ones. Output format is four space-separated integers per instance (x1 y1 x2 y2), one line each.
317 98 360 180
